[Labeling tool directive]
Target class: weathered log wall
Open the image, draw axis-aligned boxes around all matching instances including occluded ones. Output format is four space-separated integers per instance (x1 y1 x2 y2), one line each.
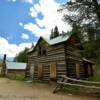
65 43 84 79
7 69 25 77
27 44 67 81
26 39 85 81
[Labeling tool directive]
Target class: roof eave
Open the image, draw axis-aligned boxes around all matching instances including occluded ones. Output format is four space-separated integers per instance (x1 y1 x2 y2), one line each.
29 37 50 53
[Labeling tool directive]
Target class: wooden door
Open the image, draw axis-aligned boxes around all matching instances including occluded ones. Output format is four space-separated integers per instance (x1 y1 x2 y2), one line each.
38 64 43 79
30 64 34 80
50 62 56 79
76 63 80 79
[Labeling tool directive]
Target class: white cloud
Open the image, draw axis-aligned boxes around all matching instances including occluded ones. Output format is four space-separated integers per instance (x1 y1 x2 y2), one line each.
24 0 71 39
21 0 33 4
12 0 16 2
19 22 23 27
8 0 33 4
24 23 47 37
29 7 38 18
8 0 16 2
21 33 29 39
0 37 32 57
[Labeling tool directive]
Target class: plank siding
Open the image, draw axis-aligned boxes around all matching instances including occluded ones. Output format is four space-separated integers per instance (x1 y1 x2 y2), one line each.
43 64 50 81
56 62 66 80
27 43 67 81
64 42 84 79
27 41 84 80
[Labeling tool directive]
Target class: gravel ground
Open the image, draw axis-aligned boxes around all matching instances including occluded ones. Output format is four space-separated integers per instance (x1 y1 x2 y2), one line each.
0 78 99 100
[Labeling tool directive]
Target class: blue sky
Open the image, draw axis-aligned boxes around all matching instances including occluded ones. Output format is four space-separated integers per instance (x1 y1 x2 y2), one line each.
0 0 38 44
0 0 70 58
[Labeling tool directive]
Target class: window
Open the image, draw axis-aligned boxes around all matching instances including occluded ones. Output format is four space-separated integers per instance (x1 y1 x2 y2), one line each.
38 45 42 56
38 45 47 56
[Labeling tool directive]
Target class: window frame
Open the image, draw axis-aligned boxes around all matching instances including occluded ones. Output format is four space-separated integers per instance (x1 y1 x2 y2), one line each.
38 45 47 56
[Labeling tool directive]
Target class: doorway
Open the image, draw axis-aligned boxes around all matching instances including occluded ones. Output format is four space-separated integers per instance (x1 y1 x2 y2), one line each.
30 64 34 80
50 62 56 80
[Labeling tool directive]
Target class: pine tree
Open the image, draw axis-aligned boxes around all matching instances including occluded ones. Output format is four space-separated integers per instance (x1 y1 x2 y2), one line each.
14 48 29 63
50 26 59 39
50 29 54 39
53 26 59 38
59 0 100 24
59 0 100 40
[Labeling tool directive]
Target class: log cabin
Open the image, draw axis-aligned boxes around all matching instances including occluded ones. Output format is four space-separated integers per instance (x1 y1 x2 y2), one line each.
0 54 27 77
6 62 27 78
26 33 93 81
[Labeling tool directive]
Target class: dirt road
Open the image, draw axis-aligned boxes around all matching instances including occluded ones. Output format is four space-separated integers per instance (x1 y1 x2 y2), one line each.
0 78 99 100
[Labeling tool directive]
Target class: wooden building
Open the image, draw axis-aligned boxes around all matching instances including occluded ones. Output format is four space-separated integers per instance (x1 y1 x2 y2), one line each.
26 33 93 81
0 55 27 77
6 62 27 77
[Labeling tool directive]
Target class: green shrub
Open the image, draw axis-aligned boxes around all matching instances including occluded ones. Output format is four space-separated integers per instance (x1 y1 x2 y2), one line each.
87 75 100 82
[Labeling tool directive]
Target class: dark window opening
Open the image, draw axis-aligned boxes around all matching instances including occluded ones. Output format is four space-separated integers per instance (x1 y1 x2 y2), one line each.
38 46 42 56
38 45 47 56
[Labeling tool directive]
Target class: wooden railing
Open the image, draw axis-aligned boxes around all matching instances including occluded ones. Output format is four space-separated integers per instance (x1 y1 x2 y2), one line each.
53 75 100 94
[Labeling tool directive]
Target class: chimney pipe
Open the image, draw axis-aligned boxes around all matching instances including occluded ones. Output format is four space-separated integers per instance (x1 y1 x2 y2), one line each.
3 54 6 63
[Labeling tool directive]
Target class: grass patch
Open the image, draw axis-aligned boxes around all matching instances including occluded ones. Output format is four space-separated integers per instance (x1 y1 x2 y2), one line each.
86 63 100 82
87 63 100 82
62 85 88 93
32 80 48 84
7 75 25 81
87 75 100 82
60 85 100 96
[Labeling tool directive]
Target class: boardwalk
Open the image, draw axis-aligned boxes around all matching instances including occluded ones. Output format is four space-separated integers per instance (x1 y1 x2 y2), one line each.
0 78 99 100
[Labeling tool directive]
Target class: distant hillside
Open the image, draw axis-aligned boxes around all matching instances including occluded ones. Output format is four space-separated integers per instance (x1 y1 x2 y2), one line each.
7 57 14 62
